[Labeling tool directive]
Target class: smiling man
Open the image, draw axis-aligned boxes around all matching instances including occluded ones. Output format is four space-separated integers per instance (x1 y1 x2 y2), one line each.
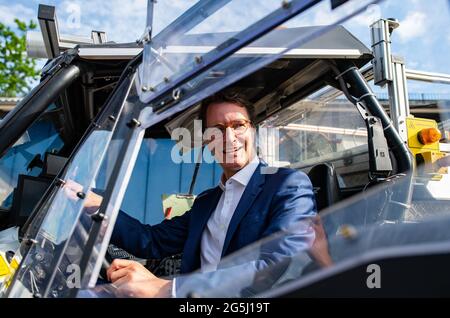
99 90 318 297
201 92 256 179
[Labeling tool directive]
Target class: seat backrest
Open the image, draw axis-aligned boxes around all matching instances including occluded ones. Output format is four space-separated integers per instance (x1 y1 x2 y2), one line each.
307 163 340 212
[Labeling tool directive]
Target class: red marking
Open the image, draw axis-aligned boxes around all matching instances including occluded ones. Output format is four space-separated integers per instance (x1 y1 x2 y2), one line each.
165 207 172 219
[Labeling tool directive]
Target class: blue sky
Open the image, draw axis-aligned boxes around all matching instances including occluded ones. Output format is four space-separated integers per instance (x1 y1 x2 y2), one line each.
1 0 450 95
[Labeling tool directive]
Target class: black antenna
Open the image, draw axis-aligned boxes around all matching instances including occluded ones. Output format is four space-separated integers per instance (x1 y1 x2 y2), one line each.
189 146 204 195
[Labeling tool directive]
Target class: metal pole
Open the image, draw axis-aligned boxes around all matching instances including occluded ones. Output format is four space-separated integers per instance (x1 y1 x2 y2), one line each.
370 18 412 143
405 69 450 85
146 0 155 40
388 55 410 142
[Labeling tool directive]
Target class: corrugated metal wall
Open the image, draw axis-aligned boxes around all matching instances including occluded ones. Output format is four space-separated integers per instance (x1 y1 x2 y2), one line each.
120 139 222 225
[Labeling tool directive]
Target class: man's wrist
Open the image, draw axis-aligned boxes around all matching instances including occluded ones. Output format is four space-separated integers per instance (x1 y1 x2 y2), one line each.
156 278 174 298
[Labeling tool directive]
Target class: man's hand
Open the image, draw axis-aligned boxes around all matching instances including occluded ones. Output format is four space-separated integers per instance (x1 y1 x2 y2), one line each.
107 259 172 298
64 179 103 214
310 215 333 268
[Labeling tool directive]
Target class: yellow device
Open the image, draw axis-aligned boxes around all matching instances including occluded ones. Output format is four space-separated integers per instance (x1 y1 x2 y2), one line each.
162 194 196 219
0 254 11 277
406 117 449 179
406 117 441 155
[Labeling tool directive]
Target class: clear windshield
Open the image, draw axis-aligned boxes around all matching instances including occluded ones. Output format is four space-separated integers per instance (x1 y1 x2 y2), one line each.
138 0 380 105
4 0 450 298
258 87 370 188
104 0 449 296
2 73 135 298
0 103 65 212
140 0 281 96
167 167 450 297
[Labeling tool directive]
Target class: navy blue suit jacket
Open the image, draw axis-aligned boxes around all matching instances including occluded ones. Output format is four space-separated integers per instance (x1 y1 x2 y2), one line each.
111 163 317 275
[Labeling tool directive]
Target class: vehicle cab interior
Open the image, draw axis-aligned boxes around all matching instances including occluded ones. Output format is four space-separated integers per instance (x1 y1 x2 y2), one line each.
0 46 137 233
2 0 449 298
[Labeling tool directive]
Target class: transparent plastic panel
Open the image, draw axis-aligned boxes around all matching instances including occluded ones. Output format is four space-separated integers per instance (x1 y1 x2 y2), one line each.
258 85 370 188
87 0 450 298
3 74 135 298
0 103 65 211
157 170 450 297
55 166 450 298
140 0 282 97
77 85 147 292
5 133 114 297
151 1 197 36
138 0 380 104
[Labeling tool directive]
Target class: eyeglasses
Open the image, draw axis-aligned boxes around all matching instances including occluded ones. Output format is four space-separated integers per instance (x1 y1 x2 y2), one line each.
207 120 252 136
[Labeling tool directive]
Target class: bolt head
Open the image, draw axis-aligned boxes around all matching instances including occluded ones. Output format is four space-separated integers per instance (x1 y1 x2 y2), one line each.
76 192 86 199
281 0 291 9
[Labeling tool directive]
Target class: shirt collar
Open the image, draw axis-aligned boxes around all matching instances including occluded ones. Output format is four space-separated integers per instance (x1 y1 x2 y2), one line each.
219 155 260 190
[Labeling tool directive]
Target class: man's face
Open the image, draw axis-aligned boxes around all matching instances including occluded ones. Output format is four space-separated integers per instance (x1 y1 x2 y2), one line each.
205 102 255 175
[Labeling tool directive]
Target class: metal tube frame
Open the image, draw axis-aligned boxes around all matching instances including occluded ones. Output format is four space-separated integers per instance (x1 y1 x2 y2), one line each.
0 62 81 157
336 61 413 174
388 55 410 142
66 88 142 297
335 61 414 221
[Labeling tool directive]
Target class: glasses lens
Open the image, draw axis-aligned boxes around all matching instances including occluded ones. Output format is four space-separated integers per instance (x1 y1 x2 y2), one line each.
233 121 249 135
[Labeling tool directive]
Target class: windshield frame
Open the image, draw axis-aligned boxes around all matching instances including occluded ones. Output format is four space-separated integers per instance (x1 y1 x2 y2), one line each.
2 56 139 298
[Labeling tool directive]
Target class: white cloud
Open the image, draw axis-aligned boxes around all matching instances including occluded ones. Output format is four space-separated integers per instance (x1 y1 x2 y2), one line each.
286 1 377 29
350 4 382 27
407 60 419 69
153 0 196 34
396 11 427 42
53 0 200 43
50 0 149 42
2 0 282 44
188 1 278 34
0 3 35 26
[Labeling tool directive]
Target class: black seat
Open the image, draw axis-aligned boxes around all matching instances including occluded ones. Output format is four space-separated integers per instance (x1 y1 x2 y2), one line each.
307 163 340 212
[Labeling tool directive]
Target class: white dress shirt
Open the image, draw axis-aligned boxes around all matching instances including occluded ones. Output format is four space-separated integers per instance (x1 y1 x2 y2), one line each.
172 155 259 297
200 155 260 272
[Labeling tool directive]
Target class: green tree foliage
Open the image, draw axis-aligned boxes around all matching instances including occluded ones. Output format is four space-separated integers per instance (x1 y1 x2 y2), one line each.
0 19 40 97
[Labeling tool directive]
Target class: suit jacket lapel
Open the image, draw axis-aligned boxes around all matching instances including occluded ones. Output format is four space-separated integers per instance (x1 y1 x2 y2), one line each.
183 186 223 272
191 186 223 237
221 163 266 256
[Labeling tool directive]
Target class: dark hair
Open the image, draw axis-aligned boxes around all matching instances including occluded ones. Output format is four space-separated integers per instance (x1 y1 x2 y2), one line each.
199 90 254 129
